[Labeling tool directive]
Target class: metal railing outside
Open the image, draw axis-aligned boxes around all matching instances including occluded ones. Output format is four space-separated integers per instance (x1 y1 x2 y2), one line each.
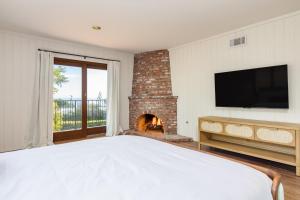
53 99 107 132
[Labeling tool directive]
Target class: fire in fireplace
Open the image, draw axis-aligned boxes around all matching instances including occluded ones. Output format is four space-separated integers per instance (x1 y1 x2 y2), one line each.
137 114 164 134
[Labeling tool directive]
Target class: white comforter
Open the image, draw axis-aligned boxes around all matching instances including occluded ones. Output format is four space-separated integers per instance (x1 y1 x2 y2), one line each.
0 135 273 200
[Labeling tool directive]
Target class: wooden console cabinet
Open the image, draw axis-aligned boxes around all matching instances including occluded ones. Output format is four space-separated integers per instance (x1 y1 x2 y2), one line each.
199 116 300 176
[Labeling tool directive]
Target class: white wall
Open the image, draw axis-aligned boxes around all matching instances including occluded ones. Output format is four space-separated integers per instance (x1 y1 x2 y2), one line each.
169 11 300 141
0 30 133 152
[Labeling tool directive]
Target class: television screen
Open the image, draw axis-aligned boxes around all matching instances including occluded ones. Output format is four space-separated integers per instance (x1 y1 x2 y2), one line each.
214 65 289 108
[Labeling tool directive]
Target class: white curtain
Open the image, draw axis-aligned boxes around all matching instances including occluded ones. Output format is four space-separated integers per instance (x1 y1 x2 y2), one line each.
106 61 120 136
27 51 54 147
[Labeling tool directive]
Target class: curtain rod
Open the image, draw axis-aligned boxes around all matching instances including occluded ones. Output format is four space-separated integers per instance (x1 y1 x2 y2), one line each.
38 49 121 62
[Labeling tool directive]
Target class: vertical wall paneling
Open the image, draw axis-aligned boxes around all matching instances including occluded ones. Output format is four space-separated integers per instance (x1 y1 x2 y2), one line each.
170 12 300 141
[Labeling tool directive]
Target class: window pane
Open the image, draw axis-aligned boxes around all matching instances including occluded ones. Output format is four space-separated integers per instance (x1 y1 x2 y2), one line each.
87 68 107 128
53 65 82 132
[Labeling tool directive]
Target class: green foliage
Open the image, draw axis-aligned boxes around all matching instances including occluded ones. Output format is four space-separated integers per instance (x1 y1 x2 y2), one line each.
53 66 68 94
53 101 63 131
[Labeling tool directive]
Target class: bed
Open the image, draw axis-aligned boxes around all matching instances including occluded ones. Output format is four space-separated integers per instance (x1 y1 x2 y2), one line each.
0 135 283 200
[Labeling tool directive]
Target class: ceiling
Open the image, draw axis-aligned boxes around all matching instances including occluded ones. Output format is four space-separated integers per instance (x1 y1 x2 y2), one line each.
1 0 300 53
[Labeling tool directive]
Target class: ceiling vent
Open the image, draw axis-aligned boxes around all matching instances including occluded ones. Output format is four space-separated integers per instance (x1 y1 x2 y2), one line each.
230 36 246 47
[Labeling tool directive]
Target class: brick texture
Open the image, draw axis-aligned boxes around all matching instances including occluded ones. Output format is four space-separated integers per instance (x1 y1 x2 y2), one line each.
129 50 177 134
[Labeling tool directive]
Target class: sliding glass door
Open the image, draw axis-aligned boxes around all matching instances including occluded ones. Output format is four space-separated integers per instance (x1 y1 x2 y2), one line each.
52 58 107 141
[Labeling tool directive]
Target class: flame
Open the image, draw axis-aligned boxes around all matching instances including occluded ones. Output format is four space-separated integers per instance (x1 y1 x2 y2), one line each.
157 118 161 126
152 117 157 125
151 117 162 126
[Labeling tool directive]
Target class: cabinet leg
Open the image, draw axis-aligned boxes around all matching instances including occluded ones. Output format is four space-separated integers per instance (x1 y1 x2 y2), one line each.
297 166 300 176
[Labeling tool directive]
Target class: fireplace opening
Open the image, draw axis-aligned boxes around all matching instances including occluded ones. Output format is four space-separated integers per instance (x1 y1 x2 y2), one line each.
136 114 164 135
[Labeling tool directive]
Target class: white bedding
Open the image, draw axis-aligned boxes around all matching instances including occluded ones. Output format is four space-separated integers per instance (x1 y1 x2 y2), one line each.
0 135 275 200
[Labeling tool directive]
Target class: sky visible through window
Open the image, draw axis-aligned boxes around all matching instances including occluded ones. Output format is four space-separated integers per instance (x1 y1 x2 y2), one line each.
54 65 107 100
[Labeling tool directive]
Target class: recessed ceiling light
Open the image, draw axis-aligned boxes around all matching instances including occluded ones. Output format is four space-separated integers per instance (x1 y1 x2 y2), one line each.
92 26 101 31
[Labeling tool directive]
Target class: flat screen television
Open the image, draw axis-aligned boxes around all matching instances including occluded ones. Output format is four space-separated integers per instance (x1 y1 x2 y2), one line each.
214 65 289 108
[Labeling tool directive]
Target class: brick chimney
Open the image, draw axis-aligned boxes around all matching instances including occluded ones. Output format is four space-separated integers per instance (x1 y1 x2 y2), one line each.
129 50 178 135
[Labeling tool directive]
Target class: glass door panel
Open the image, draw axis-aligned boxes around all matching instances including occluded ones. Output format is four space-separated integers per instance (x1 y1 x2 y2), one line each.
53 65 82 132
87 68 107 128
52 57 107 141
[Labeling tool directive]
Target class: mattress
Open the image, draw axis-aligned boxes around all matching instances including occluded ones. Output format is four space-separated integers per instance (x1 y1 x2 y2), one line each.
0 135 275 200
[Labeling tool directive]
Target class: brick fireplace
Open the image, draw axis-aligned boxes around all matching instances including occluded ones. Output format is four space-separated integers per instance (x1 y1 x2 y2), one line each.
129 49 178 137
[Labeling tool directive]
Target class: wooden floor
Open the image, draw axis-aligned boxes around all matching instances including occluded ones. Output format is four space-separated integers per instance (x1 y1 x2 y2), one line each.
174 141 300 200
56 136 300 200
